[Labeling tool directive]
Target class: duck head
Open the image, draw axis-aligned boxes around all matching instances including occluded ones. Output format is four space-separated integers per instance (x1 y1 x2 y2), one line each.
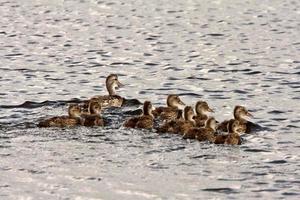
167 94 185 109
234 105 253 120
227 119 241 134
184 106 195 123
205 117 218 131
195 101 214 115
106 74 124 95
143 101 155 117
68 104 81 118
88 101 102 115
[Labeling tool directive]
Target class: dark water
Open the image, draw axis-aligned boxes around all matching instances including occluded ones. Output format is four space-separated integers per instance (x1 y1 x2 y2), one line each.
1 0 300 199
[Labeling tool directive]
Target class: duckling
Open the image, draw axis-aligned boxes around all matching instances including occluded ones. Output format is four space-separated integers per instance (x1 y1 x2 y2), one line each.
123 101 155 129
224 119 242 145
193 101 214 127
183 117 217 142
217 105 253 133
156 109 184 134
214 119 243 145
85 74 124 109
38 104 81 128
152 94 185 121
80 101 104 127
172 106 196 135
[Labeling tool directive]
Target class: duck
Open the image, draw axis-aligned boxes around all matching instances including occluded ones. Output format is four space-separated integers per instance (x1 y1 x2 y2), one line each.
183 117 217 142
84 74 124 109
123 101 155 129
156 109 184 134
80 101 104 127
217 105 253 133
193 101 214 127
224 119 242 145
152 94 185 121
174 106 196 135
214 119 243 145
38 104 81 128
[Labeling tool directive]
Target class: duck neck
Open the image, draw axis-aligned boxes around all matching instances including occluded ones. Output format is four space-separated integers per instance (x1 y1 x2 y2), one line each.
184 113 194 124
107 84 116 96
167 101 176 108
234 113 247 123
143 108 153 118
196 109 208 119
206 124 216 132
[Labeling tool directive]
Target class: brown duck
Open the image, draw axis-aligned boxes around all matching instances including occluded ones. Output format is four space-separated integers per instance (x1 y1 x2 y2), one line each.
183 117 217 142
38 104 81 128
193 101 214 127
123 101 155 129
217 105 253 133
214 119 243 145
156 109 184 134
80 101 104 127
161 106 196 135
85 74 124 109
224 119 242 145
152 94 185 121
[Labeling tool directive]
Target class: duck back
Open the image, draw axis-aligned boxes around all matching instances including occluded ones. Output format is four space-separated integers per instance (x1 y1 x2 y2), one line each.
225 134 241 145
124 116 140 128
136 116 153 129
38 116 79 128
214 134 228 144
81 115 104 127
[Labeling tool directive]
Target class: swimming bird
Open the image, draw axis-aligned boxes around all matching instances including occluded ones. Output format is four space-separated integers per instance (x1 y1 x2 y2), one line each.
224 119 242 145
85 74 124 109
152 94 185 121
157 106 195 135
80 101 104 127
156 109 184 134
217 105 253 133
214 119 243 145
123 101 155 129
193 101 214 127
183 117 217 142
38 104 81 128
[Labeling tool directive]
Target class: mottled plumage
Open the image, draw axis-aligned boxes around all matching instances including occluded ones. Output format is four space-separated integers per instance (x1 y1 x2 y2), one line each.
80 101 104 127
224 119 242 145
152 94 185 121
123 101 154 129
157 106 195 135
156 110 183 134
217 105 253 133
84 74 124 109
183 117 217 142
38 104 81 128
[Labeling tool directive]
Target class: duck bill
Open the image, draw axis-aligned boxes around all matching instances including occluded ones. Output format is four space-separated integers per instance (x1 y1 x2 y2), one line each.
178 99 185 106
207 107 214 113
246 112 253 117
117 80 124 88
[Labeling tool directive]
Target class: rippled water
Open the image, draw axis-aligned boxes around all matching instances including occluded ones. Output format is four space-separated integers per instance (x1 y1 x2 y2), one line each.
1 0 300 199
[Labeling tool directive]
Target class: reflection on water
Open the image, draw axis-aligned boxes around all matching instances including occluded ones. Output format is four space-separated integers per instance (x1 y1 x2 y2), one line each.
0 0 300 199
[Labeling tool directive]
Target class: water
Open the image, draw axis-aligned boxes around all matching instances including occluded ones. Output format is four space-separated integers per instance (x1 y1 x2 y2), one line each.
0 0 300 199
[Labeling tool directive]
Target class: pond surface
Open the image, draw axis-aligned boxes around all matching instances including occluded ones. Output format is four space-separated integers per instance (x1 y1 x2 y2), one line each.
0 0 300 199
